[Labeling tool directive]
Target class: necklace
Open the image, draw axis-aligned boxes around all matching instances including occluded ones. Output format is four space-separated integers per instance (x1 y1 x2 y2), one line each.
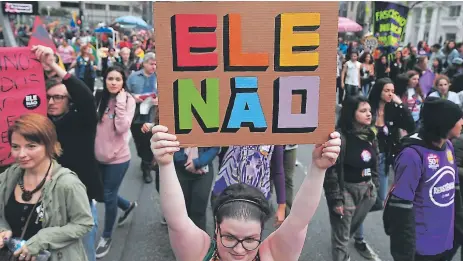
18 160 52 202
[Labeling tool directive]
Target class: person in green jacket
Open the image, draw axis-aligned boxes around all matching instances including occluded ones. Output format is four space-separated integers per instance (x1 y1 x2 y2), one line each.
0 113 93 261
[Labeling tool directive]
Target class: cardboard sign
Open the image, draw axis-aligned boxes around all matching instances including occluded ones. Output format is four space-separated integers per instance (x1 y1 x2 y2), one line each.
155 1 338 146
0 47 46 166
363 36 378 51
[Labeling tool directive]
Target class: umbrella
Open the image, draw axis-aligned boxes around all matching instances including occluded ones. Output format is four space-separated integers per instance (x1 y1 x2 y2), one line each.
94 27 113 34
115 16 150 30
338 17 363 33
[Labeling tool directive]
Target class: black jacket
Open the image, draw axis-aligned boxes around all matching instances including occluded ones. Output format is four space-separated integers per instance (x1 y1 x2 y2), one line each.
372 102 415 168
389 60 405 82
323 131 380 208
452 134 463 236
50 75 104 202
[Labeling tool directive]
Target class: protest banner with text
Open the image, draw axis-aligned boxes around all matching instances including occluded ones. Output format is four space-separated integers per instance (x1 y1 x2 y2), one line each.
155 1 338 146
0 47 46 166
374 1 409 60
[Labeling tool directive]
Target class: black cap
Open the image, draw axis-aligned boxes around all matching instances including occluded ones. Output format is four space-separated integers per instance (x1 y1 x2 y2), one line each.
421 97 463 139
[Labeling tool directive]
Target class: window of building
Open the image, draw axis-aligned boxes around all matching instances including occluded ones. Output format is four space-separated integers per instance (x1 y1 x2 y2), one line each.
339 2 348 17
449 5 461 17
132 6 142 14
446 33 457 41
350 2 354 12
109 5 129 12
61 2 79 8
85 3 105 10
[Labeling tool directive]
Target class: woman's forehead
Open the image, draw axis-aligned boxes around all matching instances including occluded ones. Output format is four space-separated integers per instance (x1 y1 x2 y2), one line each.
220 218 261 235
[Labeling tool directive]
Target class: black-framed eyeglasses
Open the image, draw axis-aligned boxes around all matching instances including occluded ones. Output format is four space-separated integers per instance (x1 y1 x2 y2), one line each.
46 95 68 102
218 226 261 251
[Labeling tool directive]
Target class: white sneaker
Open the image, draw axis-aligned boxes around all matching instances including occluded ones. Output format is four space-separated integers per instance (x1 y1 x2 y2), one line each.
95 237 112 259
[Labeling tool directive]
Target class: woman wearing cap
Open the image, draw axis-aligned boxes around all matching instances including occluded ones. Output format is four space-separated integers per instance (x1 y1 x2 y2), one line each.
384 97 463 261
151 125 341 261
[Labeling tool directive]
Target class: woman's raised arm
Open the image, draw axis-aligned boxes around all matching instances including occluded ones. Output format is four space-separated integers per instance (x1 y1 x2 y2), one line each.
265 133 341 261
151 126 210 261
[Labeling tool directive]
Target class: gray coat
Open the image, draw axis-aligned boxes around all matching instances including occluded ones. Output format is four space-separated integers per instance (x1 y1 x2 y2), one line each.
0 161 94 261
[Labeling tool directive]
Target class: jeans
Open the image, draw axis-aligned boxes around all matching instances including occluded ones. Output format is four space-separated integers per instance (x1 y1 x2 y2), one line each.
362 83 371 97
100 161 131 239
329 181 376 261
82 201 98 261
177 165 214 231
354 153 388 241
344 84 360 99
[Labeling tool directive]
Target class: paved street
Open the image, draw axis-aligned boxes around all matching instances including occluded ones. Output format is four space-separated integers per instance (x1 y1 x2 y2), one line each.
94 143 396 261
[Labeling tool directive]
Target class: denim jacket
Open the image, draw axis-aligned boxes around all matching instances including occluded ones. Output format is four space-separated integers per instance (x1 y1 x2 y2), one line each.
75 56 96 79
173 147 220 170
0 161 94 260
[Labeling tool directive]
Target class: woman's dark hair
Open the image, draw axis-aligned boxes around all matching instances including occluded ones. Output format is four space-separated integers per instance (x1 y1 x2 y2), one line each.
359 52 373 64
394 73 410 98
394 50 404 64
97 66 128 122
432 58 443 74
444 40 456 53
213 184 272 228
336 95 370 132
368 77 394 113
417 41 423 51
379 55 387 63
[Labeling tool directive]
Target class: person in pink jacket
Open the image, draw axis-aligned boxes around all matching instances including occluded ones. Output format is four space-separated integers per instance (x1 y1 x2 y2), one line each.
94 66 137 258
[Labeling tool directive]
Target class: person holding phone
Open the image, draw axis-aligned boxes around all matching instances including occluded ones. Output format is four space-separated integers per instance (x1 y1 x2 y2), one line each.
94 66 137 258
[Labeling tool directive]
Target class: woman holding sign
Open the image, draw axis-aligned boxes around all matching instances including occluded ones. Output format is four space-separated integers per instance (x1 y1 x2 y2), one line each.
150 125 340 261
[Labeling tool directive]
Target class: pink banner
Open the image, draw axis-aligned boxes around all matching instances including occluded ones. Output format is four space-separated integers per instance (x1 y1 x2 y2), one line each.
0 47 46 166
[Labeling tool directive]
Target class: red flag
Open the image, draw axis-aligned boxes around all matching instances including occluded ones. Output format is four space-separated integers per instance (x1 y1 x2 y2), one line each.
28 16 57 52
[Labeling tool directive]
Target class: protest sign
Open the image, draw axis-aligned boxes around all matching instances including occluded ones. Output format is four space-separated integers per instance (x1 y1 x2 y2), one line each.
155 1 338 146
363 35 378 52
0 47 46 166
374 1 409 60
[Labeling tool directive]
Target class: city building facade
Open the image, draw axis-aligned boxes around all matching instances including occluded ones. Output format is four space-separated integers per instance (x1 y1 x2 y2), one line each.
38 1 144 28
404 1 462 45
339 1 374 35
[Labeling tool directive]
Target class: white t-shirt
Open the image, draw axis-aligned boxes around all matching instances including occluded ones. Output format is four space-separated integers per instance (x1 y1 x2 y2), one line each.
406 88 423 122
429 91 462 106
344 60 361 86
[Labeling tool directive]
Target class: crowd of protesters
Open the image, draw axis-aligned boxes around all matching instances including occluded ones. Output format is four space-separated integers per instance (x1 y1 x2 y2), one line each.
1 18 463 261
